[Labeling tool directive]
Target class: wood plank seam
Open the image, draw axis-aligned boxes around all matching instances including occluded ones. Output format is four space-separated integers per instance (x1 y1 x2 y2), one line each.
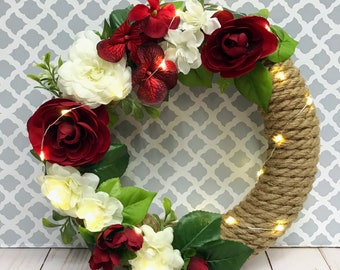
265 251 274 270
40 248 51 270
318 248 333 270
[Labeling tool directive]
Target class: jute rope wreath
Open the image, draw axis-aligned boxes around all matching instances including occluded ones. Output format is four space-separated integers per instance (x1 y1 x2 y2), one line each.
222 59 320 253
26 1 320 269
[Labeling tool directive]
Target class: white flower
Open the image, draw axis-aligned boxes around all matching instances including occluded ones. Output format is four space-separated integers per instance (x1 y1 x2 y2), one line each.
162 29 203 74
76 188 123 232
58 30 132 108
38 163 99 217
180 0 220 35
129 225 184 270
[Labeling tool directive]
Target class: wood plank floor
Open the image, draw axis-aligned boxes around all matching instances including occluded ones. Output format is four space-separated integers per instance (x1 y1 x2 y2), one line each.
0 248 339 269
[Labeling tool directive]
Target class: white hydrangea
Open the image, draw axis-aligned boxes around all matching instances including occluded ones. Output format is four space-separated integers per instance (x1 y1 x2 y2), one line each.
58 31 132 108
76 188 123 232
162 29 203 74
179 0 221 35
37 163 99 217
129 225 184 270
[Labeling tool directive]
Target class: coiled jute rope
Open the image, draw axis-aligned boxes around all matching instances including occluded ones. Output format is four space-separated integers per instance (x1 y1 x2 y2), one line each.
221 59 320 254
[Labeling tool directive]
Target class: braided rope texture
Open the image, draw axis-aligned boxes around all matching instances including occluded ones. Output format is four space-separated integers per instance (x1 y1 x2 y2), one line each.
221 59 320 254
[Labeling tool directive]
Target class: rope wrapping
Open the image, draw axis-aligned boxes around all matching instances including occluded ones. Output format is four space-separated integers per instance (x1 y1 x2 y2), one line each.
221 59 320 253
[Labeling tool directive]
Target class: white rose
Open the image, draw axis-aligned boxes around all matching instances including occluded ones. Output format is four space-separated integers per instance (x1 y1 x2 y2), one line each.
58 30 132 108
76 188 123 232
129 225 184 270
38 163 99 217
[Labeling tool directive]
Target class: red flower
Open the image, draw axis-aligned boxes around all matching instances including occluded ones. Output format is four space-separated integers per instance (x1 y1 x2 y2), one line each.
132 43 178 105
27 98 110 167
188 256 209 270
128 0 179 38
97 20 148 63
201 10 278 78
89 248 120 270
89 224 144 270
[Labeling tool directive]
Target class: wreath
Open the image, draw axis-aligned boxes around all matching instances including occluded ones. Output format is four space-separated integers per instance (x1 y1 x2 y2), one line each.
26 0 320 269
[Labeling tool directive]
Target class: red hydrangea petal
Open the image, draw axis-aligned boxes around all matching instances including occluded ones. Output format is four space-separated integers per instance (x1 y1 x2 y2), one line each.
97 39 125 62
128 4 150 21
157 3 176 20
137 77 168 105
148 0 160 10
155 60 178 89
169 15 180 29
144 17 169 38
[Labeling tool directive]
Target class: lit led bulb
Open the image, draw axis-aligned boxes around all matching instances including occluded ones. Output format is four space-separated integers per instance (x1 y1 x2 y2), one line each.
224 216 237 225
274 224 285 232
275 71 286 81
306 95 313 106
61 109 71 116
158 59 167 70
39 151 45 161
272 134 285 146
257 168 265 178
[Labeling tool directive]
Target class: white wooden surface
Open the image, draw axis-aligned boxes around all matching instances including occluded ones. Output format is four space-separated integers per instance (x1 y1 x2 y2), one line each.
0 248 339 270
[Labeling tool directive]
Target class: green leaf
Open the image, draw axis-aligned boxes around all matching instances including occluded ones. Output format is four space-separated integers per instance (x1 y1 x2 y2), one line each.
58 57 63 68
101 19 113 39
52 210 68 221
27 74 41 83
171 1 184 9
163 197 172 215
116 186 156 225
43 52 51 64
178 65 213 88
143 105 161 119
80 144 129 184
132 100 144 120
121 99 133 115
172 211 221 254
97 177 122 197
197 239 253 270
217 76 234 93
78 225 99 246
42 218 61 228
60 218 77 244
234 62 272 112
109 6 132 33
268 25 299 62
252 8 270 18
106 104 119 128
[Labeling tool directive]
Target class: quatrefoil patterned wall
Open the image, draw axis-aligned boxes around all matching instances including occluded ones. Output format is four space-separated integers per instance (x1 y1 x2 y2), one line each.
0 0 339 247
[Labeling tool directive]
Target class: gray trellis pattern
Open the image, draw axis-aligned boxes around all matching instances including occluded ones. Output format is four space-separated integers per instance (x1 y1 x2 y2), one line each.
0 0 339 247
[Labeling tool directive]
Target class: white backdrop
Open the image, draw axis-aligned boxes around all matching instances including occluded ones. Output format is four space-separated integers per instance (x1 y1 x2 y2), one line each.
0 0 339 247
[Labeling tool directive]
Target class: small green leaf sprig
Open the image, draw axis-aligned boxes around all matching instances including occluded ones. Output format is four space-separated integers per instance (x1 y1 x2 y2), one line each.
27 53 63 97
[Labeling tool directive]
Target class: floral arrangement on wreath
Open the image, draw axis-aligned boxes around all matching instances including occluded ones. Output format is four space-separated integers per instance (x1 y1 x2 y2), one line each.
26 0 298 269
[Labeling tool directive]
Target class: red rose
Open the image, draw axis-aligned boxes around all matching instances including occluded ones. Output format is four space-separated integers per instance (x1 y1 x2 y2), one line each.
27 98 110 167
188 256 209 270
97 224 144 252
89 224 144 270
201 10 278 78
